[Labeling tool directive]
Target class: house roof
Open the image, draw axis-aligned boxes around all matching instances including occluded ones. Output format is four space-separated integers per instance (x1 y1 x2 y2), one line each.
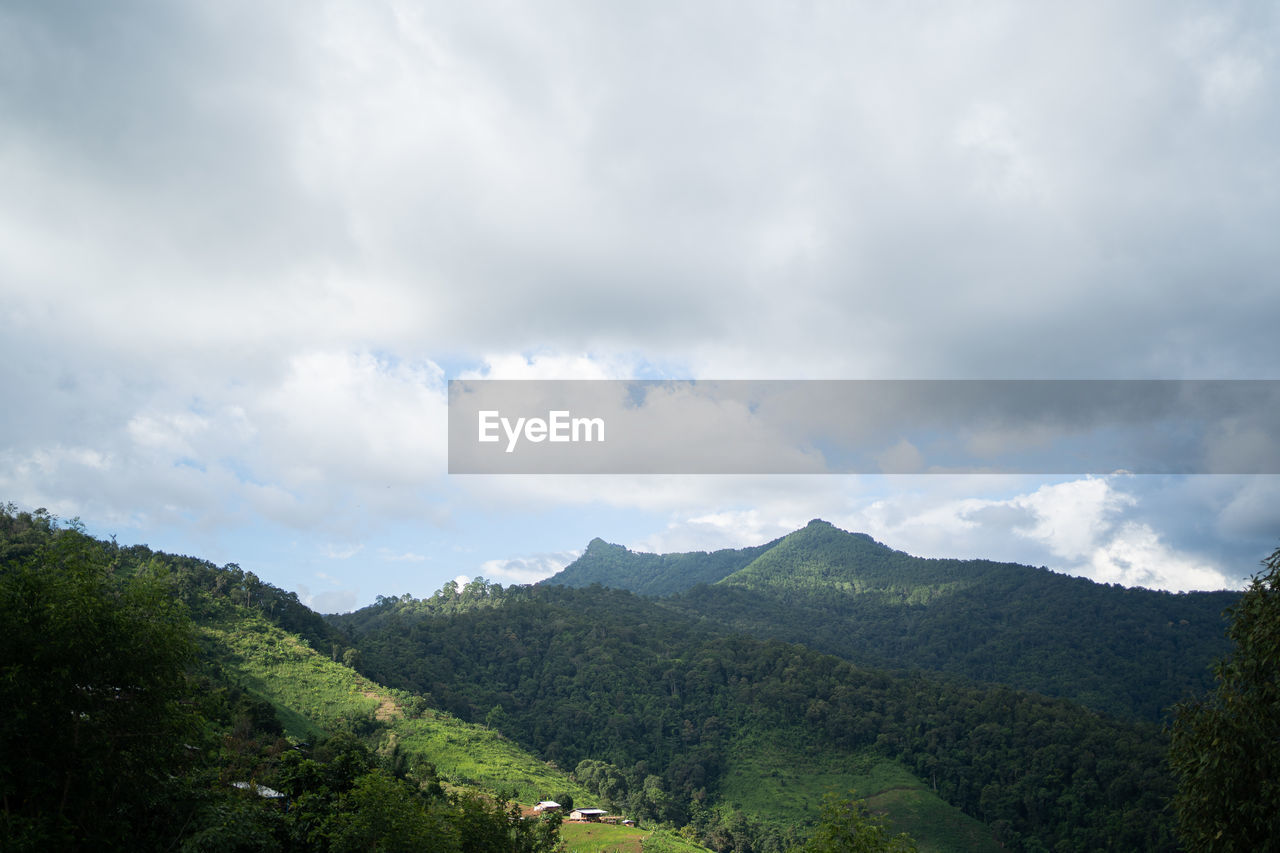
232 781 285 799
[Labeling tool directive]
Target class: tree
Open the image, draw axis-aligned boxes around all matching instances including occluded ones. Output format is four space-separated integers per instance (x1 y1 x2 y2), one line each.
791 792 917 853
0 522 200 850
1169 547 1280 851
485 703 509 731
329 771 456 853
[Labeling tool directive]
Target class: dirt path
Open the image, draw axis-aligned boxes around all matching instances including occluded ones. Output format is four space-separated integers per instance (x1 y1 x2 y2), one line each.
361 689 402 721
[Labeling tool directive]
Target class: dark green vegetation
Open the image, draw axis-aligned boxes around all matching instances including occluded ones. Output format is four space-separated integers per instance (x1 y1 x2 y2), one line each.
793 792 918 853
553 537 780 598
7 503 1265 852
335 580 1178 851
547 520 1238 722
714 739 997 852
1169 547 1280 850
0 505 575 852
1 508 200 849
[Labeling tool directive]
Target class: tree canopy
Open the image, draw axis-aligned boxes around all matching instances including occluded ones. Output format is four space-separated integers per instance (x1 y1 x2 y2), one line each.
1170 546 1280 851
789 792 917 853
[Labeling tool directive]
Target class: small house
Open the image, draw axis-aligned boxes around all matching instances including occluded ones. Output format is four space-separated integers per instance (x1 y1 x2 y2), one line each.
534 801 561 812
569 807 607 822
231 781 286 800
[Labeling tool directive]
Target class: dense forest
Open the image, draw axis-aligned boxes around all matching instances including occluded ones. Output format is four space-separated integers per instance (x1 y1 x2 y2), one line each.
334 580 1178 851
548 520 1238 721
5 504 1275 851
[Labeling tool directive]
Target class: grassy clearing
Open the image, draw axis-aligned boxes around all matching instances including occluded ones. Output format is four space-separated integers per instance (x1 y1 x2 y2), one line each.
560 823 711 853
717 730 911 825
391 716 589 803
200 610 592 804
561 822 646 853
717 730 1000 853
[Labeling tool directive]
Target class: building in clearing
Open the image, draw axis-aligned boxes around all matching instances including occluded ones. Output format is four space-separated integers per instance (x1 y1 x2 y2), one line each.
601 815 635 826
534 801 561 812
569 808 607 822
231 781 285 800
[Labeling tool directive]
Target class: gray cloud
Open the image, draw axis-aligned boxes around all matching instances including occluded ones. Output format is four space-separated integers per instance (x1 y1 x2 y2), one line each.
4 1 1278 370
2 0 1277 597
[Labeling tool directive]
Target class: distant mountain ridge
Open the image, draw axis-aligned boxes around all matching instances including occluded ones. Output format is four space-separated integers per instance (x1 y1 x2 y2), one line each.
551 535 782 596
546 519 996 597
544 519 1239 721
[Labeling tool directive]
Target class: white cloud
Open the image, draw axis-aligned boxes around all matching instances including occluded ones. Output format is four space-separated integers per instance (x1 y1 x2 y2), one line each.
322 543 364 560
852 476 1236 591
127 412 210 456
1085 521 1234 590
296 584 359 614
637 509 809 554
620 475 1244 592
477 551 581 585
2 0 1277 604
257 350 446 485
1006 478 1135 561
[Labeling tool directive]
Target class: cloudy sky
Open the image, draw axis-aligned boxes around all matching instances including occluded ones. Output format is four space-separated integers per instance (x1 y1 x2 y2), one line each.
2 0 1277 611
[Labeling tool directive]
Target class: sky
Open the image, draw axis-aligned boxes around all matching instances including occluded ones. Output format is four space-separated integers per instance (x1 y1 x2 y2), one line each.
2 0 1278 611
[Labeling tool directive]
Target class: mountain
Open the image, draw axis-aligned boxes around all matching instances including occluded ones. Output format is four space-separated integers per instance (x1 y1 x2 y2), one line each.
551 536 781 596
544 522 878 594
7 503 1232 852
335 581 1178 852
545 520 1239 721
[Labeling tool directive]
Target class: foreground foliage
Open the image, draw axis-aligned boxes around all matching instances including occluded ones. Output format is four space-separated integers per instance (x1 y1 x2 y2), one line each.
1170 546 1280 851
0 510 198 849
0 505 568 852
789 792 917 853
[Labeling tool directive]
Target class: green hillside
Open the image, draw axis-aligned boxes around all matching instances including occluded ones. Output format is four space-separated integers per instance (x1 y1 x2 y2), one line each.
718 520 972 600
542 523 896 596
716 734 1001 853
338 581 1177 851
552 536 780 596
0 505 581 852
203 608 592 804
8 503 1243 852
548 519 1237 721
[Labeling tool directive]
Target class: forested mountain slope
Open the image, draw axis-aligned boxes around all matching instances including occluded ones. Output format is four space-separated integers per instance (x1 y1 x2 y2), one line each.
7 502 1234 852
550 536 781 596
546 519 1238 720
335 582 1178 852
0 505 580 852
